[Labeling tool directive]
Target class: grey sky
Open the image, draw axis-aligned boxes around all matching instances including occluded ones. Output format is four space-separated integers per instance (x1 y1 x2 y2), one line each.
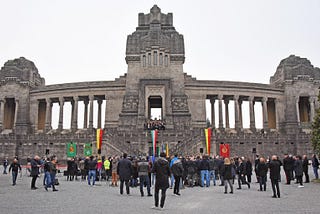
1 0 319 85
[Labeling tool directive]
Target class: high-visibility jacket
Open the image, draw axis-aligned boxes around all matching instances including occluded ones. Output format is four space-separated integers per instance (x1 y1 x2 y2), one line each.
104 159 110 170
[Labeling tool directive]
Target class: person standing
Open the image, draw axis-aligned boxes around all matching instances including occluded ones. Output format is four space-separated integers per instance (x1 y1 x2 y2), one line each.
137 157 152 197
87 156 97 186
246 158 253 183
302 155 309 183
171 157 184 195
269 155 281 198
117 153 132 195
199 155 210 187
3 157 9 174
311 154 319 179
152 152 170 210
8 158 21 186
283 154 294 184
221 158 233 194
30 155 41 190
256 157 268 191
237 157 250 189
294 155 304 187
111 156 119 186
104 157 111 182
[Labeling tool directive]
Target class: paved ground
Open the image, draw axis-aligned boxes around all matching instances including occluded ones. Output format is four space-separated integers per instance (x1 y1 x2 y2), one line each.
0 166 319 214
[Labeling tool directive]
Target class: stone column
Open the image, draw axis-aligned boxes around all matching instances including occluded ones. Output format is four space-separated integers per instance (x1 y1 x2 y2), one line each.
83 99 89 129
0 99 4 131
88 95 94 130
262 97 269 130
97 99 102 129
275 98 280 130
249 96 256 132
210 98 215 128
218 94 224 130
13 99 19 130
58 97 64 131
239 99 243 129
71 96 79 131
295 96 300 126
45 98 52 131
104 96 108 129
224 99 230 128
234 95 240 130
309 97 315 122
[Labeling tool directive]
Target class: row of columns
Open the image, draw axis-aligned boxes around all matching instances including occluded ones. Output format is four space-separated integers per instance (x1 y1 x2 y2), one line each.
0 98 19 130
296 96 316 125
43 96 106 131
210 95 270 131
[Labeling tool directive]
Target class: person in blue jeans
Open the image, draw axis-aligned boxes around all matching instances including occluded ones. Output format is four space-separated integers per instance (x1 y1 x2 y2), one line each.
87 156 97 186
208 157 216 186
9 158 21 185
199 155 210 187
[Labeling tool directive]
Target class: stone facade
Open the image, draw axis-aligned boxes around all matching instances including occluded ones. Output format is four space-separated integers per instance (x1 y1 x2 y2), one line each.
0 5 319 161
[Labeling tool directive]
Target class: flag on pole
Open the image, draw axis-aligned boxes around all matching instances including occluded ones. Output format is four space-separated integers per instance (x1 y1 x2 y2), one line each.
151 130 158 159
84 143 92 156
96 129 103 154
205 128 212 155
166 143 169 157
67 142 77 157
220 144 230 158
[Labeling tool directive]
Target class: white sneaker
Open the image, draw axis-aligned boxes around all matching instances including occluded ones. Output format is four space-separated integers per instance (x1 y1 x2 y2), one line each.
298 185 304 188
151 206 159 210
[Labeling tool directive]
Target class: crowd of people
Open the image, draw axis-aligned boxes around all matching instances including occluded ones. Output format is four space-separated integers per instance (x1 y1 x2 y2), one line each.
144 119 166 130
2 152 320 210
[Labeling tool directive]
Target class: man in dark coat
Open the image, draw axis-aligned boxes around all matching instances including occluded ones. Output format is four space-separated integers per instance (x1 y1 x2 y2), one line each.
152 152 170 210
269 155 281 198
30 155 41 190
302 155 309 183
294 155 304 187
171 158 184 195
117 153 132 195
283 154 294 184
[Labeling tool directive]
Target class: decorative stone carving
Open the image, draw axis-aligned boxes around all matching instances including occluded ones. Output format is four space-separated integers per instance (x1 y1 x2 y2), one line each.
122 95 139 112
172 95 189 112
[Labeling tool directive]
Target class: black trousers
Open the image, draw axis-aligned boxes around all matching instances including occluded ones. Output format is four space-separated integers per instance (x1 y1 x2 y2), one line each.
173 175 181 194
284 170 291 184
303 170 309 183
154 186 167 208
31 175 38 188
119 178 130 194
271 178 280 197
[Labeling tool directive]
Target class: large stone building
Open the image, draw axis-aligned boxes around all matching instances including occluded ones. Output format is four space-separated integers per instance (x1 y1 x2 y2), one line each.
1 5 319 160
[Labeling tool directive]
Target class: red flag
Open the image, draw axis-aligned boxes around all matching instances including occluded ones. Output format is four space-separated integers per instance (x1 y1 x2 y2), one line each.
220 144 230 158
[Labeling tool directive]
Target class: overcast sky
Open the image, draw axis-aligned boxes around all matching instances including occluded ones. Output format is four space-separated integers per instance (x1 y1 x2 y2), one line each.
1 0 319 86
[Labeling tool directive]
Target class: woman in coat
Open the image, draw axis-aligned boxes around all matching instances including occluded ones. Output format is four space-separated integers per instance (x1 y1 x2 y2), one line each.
221 158 233 194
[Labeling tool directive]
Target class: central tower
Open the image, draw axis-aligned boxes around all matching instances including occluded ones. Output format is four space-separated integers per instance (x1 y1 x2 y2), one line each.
119 5 191 130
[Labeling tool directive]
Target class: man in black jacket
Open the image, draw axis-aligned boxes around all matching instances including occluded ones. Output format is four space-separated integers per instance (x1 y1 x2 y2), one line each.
30 155 41 190
9 158 21 186
283 154 294 184
152 152 170 210
117 153 132 195
302 155 309 183
269 155 281 198
171 158 184 195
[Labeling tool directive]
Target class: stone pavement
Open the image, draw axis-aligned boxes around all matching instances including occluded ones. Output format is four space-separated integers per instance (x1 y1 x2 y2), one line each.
0 166 319 214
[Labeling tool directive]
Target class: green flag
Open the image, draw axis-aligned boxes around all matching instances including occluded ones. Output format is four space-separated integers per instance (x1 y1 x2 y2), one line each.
84 143 92 156
67 142 77 157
